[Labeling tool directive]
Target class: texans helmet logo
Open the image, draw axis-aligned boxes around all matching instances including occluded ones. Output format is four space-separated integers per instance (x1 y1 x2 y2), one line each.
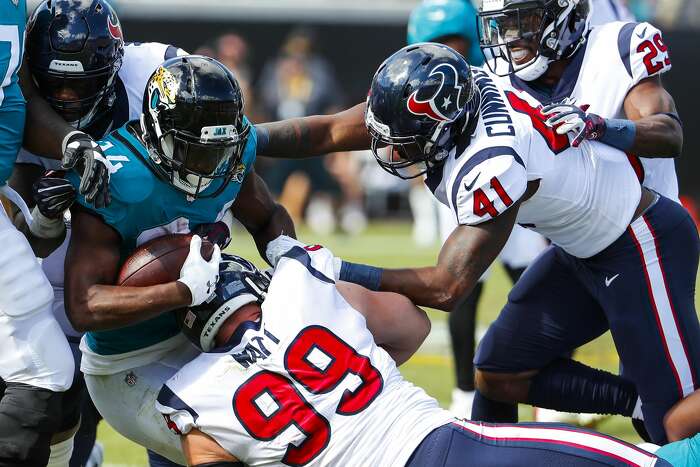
108 14 123 42
407 63 465 122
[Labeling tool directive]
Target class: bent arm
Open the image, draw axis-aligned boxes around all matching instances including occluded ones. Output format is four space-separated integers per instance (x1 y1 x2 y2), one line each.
624 76 683 157
336 281 431 365
256 102 370 159
231 169 296 261
18 59 74 160
664 388 700 442
181 429 241 466
65 207 192 332
377 204 519 311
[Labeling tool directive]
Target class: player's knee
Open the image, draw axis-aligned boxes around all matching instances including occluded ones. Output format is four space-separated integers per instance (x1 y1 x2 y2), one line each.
475 369 531 403
0 383 63 466
0 227 53 318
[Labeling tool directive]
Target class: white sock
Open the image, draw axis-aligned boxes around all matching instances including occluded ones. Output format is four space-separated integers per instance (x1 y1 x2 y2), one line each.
47 435 74 467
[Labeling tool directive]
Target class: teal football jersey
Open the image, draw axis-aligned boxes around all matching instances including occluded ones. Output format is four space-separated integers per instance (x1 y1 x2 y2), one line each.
68 120 257 355
0 0 26 184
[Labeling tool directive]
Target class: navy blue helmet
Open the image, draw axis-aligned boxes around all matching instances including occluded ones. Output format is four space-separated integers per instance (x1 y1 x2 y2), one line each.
365 43 480 179
477 0 590 80
26 0 124 129
141 55 251 198
177 254 270 352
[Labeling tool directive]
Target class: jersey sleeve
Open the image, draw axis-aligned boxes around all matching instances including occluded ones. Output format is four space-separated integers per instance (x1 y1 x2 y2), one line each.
619 22 672 84
240 117 257 176
449 147 527 225
155 384 198 436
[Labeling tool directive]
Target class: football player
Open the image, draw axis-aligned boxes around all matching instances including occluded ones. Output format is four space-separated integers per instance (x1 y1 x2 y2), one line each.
256 43 699 446
407 0 547 418
0 1 110 466
156 243 669 467
62 55 429 465
9 1 189 465
474 0 687 439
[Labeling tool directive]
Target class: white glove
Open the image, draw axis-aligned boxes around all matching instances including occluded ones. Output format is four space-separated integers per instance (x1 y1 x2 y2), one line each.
265 234 307 267
177 235 222 306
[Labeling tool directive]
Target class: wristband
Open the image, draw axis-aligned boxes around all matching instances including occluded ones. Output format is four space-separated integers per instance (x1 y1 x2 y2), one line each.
339 261 383 291
28 206 66 239
600 118 636 151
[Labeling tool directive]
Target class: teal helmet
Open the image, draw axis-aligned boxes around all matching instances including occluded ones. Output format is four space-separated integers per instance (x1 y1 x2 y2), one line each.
407 0 483 65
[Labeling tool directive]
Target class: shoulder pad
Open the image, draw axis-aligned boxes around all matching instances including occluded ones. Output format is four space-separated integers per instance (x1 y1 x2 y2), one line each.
617 22 671 82
449 146 527 225
99 128 155 205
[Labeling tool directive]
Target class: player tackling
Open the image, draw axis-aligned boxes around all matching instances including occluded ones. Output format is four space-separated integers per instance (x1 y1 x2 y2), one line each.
156 241 669 467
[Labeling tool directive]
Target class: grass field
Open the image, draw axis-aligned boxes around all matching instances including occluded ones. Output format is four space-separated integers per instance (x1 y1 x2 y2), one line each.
97 221 691 466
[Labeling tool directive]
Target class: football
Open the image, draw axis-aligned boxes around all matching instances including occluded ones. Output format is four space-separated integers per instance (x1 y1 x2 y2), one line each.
117 233 215 286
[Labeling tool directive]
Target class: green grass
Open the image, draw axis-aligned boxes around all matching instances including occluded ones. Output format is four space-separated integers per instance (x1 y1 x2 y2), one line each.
97 221 696 465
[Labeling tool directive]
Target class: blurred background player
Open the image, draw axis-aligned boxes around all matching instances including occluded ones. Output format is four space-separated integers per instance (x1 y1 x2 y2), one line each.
12 1 188 465
157 244 669 467
406 0 547 417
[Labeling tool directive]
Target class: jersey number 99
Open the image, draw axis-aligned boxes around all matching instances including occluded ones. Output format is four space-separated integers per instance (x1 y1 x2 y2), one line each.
232 325 384 466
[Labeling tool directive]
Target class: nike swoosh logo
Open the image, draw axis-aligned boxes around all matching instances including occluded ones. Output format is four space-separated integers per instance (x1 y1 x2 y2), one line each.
464 172 481 191
636 26 647 39
605 274 620 287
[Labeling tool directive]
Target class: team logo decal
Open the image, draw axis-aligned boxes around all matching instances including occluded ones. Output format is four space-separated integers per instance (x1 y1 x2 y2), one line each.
407 63 465 122
107 14 123 42
232 163 246 183
148 66 179 111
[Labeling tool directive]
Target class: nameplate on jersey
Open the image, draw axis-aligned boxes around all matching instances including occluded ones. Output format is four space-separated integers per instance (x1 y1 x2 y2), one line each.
49 60 84 73
472 69 515 138
232 329 280 369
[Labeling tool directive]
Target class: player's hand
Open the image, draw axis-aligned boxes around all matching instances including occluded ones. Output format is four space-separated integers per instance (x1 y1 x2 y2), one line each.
32 171 76 219
265 234 307 267
177 235 222 306
192 221 231 249
61 131 111 209
542 101 606 147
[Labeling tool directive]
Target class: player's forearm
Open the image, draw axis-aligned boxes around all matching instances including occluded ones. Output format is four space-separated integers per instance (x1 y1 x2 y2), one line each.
69 282 192 332
256 103 370 159
12 211 66 258
628 114 683 158
250 203 297 262
378 266 477 311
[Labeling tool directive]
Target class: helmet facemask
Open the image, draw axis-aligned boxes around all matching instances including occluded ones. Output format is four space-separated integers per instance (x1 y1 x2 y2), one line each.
478 0 589 81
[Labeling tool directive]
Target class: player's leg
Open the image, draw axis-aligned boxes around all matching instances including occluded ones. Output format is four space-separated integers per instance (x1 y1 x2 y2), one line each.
83 343 199 465
405 420 669 466
472 246 638 422
593 195 700 444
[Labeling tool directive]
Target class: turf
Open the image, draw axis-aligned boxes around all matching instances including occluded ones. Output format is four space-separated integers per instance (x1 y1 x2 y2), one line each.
97 221 696 466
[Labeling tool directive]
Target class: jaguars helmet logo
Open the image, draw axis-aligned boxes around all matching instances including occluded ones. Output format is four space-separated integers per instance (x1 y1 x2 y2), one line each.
232 163 246 183
148 66 179 111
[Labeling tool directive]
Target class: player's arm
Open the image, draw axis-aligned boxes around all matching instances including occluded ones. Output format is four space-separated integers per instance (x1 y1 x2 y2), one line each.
18 59 110 207
231 169 296 260
664 388 700 442
64 207 213 332
255 102 370 159
622 75 682 157
181 429 242 467
336 281 431 365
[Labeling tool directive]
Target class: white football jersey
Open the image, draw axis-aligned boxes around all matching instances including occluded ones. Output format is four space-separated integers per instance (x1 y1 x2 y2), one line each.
16 41 186 337
157 245 453 467
589 0 635 26
427 68 641 258
505 21 677 202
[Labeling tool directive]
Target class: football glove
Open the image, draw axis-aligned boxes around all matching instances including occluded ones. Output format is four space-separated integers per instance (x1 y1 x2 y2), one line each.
61 131 111 208
192 221 231 249
177 235 222 306
32 171 76 220
542 100 606 148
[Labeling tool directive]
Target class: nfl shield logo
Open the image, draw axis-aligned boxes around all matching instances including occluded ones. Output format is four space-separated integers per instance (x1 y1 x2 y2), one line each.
124 371 138 386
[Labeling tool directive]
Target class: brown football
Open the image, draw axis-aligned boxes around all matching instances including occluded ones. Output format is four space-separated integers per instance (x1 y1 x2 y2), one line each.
117 233 215 286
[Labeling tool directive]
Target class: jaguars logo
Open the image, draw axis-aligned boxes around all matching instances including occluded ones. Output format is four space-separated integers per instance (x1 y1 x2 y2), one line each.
148 67 178 111
232 163 246 183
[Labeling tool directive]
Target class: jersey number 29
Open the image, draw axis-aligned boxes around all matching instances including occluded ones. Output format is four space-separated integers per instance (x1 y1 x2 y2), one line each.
233 325 384 466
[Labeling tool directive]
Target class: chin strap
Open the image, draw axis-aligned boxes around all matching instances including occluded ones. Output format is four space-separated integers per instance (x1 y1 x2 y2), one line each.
514 54 551 81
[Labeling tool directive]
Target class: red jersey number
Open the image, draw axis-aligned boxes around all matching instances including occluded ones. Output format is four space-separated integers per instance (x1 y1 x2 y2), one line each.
473 176 514 218
233 326 383 466
637 33 671 75
506 91 570 154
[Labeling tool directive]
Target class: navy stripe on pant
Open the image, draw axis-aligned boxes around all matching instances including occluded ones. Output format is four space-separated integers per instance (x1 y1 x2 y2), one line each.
405 420 668 466
475 195 700 443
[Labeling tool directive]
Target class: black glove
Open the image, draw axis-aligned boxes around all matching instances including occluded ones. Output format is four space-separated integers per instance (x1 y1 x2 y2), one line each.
192 221 232 249
61 131 111 208
32 171 76 220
